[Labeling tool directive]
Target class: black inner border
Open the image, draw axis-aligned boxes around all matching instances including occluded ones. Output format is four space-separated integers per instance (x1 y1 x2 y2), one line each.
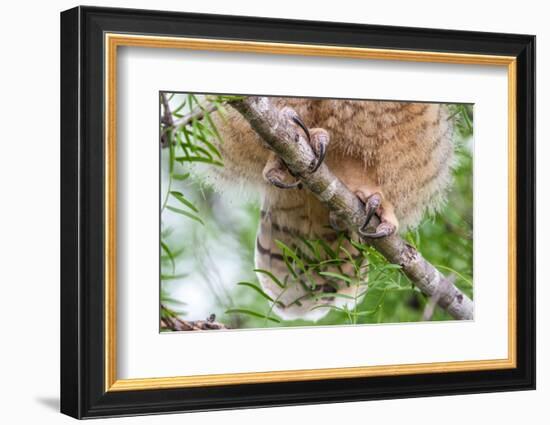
60 6 535 419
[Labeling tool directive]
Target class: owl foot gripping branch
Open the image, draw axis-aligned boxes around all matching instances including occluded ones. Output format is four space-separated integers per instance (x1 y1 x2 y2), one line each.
159 93 474 330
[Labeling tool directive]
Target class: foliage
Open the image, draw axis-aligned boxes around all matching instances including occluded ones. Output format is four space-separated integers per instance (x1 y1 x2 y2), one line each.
160 93 234 322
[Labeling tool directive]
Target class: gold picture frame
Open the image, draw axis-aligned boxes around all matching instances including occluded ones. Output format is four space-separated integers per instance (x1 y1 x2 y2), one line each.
61 6 535 419
104 34 517 392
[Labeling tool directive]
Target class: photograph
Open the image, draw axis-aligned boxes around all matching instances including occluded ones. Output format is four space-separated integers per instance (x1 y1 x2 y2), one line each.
58 5 535 419
159 93 474 331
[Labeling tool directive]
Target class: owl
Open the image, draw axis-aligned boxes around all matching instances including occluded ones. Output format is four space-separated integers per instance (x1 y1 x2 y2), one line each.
210 97 455 321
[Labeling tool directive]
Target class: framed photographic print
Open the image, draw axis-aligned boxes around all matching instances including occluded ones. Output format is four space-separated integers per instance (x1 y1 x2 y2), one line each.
60 6 536 419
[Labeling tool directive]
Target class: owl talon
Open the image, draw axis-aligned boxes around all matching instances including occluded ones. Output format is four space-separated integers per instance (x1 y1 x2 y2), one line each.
356 191 395 238
357 192 383 232
307 128 330 173
291 115 311 142
282 106 329 175
359 221 396 239
264 167 303 189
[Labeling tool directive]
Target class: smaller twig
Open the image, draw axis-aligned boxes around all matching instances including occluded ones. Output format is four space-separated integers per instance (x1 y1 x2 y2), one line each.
160 93 173 147
160 100 219 148
160 93 174 126
172 102 218 131
161 312 229 331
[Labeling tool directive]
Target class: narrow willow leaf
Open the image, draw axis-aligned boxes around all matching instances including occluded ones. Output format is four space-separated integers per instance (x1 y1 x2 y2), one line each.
309 304 347 314
349 239 368 253
181 126 193 149
168 133 175 174
376 263 403 271
172 173 190 181
237 282 284 306
317 238 336 258
171 99 187 115
191 145 214 161
253 268 285 288
352 309 378 317
434 264 473 287
161 297 187 306
298 236 321 261
225 308 280 323
317 258 346 267
166 205 204 224
160 240 175 273
169 191 199 212
160 273 188 280
326 293 356 300
175 156 224 166
319 271 354 284
196 133 223 160
187 94 195 110
274 240 305 271
201 104 223 143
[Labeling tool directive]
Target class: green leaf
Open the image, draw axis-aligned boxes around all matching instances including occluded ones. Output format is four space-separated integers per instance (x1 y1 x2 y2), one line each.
319 271 355 284
168 133 175 173
160 297 187 306
298 236 322 261
175 156 223 166
274 240 306 271
253 268 285 288
169 191 199 212
172 173 190 181
166 205 204 224
225 308 280 323
309 304 347 314
201 104 223 143
327 293 356 300
317 258 346 266
317 238 336 258
237 282 284 306
434 264 473 287
171 99 186 115
181 126 193 150
376 263 403 271
196 133 223 160
160 273 188 280
349 239 368 253
352 308 379 317
160 240 175 274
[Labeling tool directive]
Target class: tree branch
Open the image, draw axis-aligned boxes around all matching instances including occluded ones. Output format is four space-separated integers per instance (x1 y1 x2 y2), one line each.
160 94 218 147
231 96 473 320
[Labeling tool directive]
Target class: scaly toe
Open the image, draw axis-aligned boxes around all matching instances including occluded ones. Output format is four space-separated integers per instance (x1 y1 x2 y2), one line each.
359 221 396 239
264 167 302 189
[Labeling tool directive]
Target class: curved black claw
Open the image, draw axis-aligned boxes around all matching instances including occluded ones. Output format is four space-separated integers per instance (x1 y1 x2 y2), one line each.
291 115 311 142
285 108 329 174
359 193 383 233
307 129 330 174
359 222 396 239
265 168 303 189
309 141 326 173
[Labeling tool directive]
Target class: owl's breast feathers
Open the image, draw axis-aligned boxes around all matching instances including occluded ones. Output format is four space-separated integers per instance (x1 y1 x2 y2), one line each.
255 192 367 321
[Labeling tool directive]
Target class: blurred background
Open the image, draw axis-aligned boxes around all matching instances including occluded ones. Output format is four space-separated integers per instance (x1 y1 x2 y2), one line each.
160 93 473 330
